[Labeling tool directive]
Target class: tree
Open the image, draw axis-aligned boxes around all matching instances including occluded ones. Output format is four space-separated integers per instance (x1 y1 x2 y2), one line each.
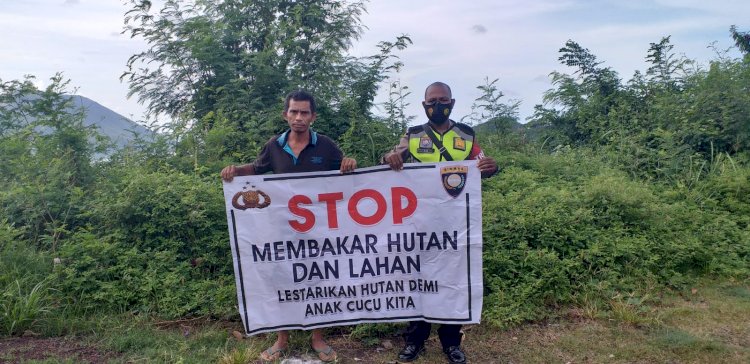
381 79 413 136
123 0 364 120
557 40 602 78
335 36 413 167
677 60 750 155
0 75 106 248
730 25 750 56
533 40 622 146
645 36 690 91
462 77 520 133
122 0 408 169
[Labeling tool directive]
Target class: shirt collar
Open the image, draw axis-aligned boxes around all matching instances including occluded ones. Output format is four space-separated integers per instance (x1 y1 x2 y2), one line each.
277 129 318 146
427 120 455 134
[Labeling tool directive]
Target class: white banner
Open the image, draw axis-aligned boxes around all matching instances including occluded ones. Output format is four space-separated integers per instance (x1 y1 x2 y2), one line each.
223 161 483 335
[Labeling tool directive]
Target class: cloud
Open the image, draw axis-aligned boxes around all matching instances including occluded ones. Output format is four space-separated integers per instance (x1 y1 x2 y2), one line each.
652 0 750 15
3 0 746 124
471 25 487 34
532 74 551 83
32 77 46 91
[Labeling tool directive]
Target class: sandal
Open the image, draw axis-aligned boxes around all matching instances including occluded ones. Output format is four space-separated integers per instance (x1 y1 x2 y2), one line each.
313 342 338 362
259 345 286 362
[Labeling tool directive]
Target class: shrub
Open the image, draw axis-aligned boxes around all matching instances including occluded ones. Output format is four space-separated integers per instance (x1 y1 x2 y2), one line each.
55 169 236 318
479 149 750 327
0 221 55 336
1 279 53 336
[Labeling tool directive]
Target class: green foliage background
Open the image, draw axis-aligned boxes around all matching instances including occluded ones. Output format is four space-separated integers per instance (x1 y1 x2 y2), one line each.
0 0 748 336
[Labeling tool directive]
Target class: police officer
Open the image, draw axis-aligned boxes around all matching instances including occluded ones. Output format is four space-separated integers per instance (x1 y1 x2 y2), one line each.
383 81 498 364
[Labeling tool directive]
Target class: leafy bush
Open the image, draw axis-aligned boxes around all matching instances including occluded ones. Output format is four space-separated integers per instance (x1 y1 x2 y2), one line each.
0 221 55 336
0 75 106 247
480 149 750 327
55 169 236 318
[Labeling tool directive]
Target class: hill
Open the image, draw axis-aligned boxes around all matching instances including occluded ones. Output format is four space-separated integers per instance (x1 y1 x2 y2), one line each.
472 117 524 134
65 95 151 148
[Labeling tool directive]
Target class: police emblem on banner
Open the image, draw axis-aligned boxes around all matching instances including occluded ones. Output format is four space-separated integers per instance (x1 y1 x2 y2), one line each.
440 165 469 197
232 183 271 210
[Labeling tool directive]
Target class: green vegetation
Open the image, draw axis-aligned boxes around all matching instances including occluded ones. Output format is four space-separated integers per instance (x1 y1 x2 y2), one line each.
2 280 747 363
0 0 748 362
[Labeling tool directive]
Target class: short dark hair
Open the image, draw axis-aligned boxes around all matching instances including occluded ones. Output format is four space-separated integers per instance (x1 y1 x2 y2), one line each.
284 90 317 113
424 82 452 99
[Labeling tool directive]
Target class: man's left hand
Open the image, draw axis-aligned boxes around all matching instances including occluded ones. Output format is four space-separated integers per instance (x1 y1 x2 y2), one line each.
340 157 357 173
477 157 498 178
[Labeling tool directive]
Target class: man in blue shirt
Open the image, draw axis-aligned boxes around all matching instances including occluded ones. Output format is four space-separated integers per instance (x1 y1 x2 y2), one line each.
222 90 356 362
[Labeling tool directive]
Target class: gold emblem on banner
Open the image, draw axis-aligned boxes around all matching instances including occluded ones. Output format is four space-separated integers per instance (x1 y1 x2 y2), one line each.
232 185 271 210
440 165 468 198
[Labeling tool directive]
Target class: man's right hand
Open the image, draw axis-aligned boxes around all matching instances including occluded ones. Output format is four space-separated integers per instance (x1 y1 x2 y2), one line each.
221 165 238 182
384 152 404 171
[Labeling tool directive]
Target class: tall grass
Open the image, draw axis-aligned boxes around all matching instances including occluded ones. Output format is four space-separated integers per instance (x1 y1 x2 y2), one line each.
1 279 53 335
0 221 56 336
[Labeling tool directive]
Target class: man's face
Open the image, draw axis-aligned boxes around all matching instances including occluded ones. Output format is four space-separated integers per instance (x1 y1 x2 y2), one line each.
423 84 454 107
283 99 316 134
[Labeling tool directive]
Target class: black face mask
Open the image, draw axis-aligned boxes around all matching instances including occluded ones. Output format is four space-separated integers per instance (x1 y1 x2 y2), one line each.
423 102 451 125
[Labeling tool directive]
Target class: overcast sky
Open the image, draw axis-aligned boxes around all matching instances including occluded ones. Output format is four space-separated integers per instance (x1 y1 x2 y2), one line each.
1 0 748 125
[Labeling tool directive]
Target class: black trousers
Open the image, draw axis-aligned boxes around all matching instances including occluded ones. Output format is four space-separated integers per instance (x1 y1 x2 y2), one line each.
403 321 462 349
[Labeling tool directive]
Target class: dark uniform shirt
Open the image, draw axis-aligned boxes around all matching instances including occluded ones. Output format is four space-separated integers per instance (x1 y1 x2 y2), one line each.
252 130 343 174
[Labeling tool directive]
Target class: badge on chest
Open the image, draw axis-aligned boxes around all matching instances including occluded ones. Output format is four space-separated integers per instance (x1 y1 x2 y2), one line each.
453 137 466 151
417 135 433 153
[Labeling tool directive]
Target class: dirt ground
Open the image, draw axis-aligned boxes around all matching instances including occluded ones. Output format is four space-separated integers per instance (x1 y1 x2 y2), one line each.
0 336 119 364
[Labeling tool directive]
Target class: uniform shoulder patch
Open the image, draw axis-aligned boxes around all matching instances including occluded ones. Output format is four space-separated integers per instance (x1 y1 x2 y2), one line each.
453 122 476 136
407 125 425 135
